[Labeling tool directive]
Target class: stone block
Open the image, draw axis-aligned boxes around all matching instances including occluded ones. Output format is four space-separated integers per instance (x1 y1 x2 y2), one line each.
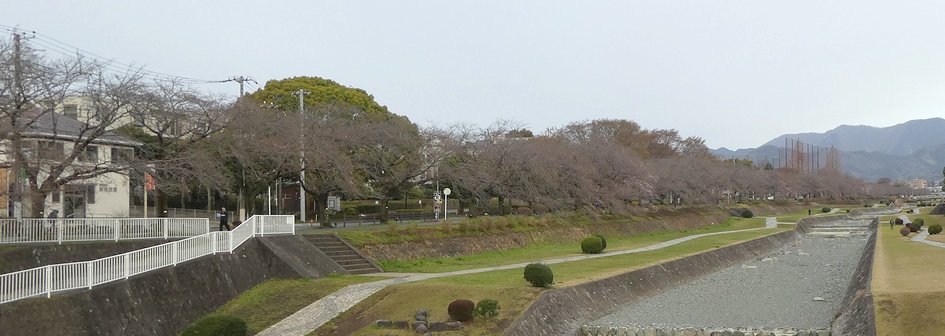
816 330 831 336
429 321 447 331
446 321 463 330
375 320 392 328
415 323 430 334
393 320 410 329
412 321 428 330
415 309 428 321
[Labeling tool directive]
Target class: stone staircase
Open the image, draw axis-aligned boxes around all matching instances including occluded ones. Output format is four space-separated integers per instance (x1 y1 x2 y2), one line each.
305 234 382 275
807 219 872 237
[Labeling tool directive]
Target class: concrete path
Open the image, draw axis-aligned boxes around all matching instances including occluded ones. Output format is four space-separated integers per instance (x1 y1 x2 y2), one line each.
259 219 781 336
903 212 945 248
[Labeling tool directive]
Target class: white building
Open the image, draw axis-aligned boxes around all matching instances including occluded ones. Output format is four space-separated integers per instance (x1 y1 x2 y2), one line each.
0 109 140 218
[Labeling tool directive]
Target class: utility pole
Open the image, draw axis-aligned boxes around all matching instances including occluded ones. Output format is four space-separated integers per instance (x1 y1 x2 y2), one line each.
11 30 32 219
224 76 255 221
293 89 310 222
226 76 257 97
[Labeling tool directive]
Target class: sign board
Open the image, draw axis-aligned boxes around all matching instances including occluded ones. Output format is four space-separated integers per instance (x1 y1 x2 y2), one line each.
327 196 341 211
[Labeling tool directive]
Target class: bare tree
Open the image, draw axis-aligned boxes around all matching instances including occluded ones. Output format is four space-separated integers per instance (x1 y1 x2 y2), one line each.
0 35 145 217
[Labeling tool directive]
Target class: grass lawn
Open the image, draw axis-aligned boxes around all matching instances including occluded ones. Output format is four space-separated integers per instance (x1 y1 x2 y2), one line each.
873 215 945 336
207 275 389 335
378 217 767 273
314 226 788 335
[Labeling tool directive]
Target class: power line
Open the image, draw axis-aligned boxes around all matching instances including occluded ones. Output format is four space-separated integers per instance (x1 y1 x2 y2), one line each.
2 24 230 85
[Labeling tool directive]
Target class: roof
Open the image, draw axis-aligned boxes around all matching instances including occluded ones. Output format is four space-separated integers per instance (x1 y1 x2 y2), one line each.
1 109 142 147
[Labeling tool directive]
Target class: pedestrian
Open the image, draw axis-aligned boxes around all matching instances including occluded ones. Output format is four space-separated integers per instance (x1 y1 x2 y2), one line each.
217 207 229 231
808 209 812 216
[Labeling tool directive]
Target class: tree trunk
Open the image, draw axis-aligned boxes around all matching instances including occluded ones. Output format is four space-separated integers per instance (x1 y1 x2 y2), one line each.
379 198 390 223
28 189 45 218
156 189 168 217
314 192 328 227
498 195 506 216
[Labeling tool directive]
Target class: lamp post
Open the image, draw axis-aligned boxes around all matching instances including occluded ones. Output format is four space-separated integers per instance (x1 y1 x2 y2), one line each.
443 188 451 221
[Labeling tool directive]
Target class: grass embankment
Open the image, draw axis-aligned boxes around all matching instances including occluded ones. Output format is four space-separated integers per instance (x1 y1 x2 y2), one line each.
873 211 945 336
315 219 788 335
207 275 389 335
378 216 767 273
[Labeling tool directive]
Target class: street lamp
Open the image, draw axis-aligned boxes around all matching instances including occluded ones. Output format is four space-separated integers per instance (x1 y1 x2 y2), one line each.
443 188 451 221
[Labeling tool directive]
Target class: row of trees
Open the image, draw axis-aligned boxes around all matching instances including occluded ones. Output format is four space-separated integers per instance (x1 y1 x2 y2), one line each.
1 35 919 220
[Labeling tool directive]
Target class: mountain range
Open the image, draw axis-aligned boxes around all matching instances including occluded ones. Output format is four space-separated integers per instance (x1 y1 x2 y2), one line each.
711 118 945 184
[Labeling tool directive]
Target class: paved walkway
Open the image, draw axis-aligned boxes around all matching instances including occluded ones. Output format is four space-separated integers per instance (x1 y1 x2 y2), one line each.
908 213 945 248
259 219 782 336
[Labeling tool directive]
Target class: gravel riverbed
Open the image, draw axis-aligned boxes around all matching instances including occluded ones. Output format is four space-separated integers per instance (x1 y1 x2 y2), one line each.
589 233 868 330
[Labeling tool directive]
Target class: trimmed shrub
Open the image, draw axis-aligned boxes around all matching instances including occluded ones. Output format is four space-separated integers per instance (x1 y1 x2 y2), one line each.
913 218 925 227
523 263 554 287
900 226 912 236
929 224 943 235
447 299 475 322
581 236 604 254
821 207 831 213
516 207 534 216
180 314 247 336
908 224 919 232
895 218 904 225
474 299 501 319
594 234 608 250
740 209 754 218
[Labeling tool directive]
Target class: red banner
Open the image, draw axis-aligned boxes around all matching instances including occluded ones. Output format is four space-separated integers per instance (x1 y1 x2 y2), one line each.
145 172 155 191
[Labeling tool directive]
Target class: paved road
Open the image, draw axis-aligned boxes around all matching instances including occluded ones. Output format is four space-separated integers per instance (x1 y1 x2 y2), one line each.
259 221 782 336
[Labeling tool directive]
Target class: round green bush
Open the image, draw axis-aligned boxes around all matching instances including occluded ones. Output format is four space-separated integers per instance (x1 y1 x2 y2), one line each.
180 314 247 336
594 234 608 250
900 226 912 236
741 209 754 218
929 224 943 235
913 218 925 227
448 299 475 322
581 236 604 254
523 263 554 287
474 299 501 319
821 207 831 213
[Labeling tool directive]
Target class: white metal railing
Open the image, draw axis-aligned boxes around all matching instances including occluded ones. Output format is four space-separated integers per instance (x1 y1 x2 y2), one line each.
0 215 294 304
0 218 209 245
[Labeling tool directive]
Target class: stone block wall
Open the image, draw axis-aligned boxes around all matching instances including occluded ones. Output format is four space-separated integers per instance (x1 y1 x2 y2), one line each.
829 218 877 336
502 228 806 336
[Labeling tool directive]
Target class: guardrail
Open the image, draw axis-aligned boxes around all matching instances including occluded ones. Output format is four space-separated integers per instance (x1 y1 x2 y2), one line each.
0 215 294 304
0 218 210 245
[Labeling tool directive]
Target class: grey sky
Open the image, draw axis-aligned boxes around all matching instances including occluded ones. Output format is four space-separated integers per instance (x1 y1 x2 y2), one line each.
4 1 944 149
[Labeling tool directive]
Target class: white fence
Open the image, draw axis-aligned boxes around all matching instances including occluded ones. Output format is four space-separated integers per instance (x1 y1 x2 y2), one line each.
0 215 294 304
0 218 210 245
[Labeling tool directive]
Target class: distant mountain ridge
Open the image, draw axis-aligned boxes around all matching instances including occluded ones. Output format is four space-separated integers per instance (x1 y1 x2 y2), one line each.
711 118 945 183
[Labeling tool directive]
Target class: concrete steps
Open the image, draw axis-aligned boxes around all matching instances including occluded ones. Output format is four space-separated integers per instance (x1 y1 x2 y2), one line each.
808 219 871 237
305 234 382 275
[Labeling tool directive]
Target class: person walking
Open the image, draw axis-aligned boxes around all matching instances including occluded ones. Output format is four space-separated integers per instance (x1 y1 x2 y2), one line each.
217 207 230 231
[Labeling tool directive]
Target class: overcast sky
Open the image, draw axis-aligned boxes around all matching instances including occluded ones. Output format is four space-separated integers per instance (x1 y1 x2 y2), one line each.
3 1 945 149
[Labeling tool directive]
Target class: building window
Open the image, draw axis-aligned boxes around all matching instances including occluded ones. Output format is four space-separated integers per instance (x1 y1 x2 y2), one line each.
86 184 95 204
63 104 78 119
38 141 64 160
78 145 98 163
110 147 134 163
52 190 60 203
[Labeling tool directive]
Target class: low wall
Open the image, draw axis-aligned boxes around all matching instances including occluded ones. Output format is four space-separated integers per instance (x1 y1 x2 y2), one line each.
503 228 806 336
0 235 342 336
830 218 878 335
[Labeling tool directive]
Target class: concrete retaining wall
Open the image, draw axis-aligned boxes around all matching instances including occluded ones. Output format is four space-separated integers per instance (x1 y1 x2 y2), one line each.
830 218 878 336
0 235 343 336
502 228 806 336
0 240 170 274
